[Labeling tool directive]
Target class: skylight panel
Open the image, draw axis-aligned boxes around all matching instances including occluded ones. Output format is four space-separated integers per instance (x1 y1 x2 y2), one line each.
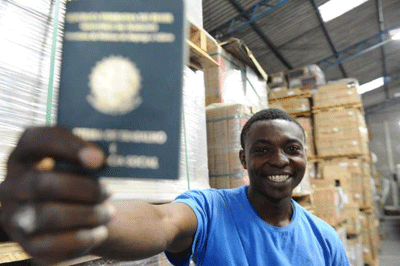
319 0 369 22
357 77 384 94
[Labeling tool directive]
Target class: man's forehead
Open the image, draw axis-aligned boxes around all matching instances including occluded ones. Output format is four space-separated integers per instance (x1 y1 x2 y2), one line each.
246 119 304 140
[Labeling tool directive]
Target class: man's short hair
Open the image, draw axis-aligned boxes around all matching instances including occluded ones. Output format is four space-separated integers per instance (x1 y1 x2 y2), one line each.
240 108 305 149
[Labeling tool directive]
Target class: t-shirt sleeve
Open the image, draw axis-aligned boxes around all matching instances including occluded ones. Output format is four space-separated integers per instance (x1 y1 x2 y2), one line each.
164 189 214 266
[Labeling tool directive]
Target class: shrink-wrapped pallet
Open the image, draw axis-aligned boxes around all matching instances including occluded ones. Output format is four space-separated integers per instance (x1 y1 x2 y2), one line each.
206 103 253 189
204 41 268 109
314 108 369 157
104 67 209 202
314 79 361 109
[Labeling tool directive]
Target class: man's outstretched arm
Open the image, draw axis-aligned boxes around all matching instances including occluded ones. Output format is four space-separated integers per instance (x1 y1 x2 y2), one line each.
0 127 197 265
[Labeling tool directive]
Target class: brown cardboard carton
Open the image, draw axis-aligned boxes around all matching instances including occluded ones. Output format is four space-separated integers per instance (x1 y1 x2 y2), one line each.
269 98 311 115
314 79 361 109
314 109 369 157
313 187 341 226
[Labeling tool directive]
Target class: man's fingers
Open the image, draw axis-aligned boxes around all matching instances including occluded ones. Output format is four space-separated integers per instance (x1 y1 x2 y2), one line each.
0 170 111 203
9 203 114 235
8 127 105 171
22 226 108 264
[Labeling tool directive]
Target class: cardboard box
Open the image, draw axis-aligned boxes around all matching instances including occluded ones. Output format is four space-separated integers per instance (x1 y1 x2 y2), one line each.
318 158 373 208
269 98 311 115
206 103 252 189
314 79 361 109
312 187 341 226
314 109 369 157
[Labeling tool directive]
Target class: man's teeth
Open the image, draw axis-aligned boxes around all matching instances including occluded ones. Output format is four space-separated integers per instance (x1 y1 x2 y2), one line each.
268 175 289 182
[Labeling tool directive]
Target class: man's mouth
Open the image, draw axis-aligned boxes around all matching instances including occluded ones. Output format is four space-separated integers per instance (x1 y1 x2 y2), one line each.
267 175 290 183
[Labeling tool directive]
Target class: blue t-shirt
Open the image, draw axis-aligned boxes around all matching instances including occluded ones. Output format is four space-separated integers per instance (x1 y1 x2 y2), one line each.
165 186 349 266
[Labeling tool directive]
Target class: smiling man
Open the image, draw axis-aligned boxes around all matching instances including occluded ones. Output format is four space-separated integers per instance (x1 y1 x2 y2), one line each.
166 108 350 265
0 108 350 265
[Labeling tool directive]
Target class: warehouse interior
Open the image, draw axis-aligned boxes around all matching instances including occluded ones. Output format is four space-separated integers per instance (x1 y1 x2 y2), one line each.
1 0 400 265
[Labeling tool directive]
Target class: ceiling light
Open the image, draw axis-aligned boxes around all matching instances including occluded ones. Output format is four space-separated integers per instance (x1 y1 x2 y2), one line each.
390 29 400 40
358 77 384 94
319 0 368 22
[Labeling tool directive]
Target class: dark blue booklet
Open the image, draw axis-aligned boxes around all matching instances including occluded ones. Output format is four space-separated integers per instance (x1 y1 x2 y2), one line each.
57 0 186 179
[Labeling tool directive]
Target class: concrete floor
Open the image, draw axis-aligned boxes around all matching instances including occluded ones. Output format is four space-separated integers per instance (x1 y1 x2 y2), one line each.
379 217 400 266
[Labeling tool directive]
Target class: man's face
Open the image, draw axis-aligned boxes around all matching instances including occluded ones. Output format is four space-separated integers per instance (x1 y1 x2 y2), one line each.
239 119 306 201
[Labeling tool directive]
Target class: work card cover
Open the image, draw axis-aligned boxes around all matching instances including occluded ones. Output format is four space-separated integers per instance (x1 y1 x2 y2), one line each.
57 0 186 179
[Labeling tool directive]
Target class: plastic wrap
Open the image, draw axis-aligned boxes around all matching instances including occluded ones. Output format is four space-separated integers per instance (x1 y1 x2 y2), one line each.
204 46 268 109
314 109 369 157
186 0 202 27
314 78 361 109
206 103 253 189
288 64 326 89
104 66 209 202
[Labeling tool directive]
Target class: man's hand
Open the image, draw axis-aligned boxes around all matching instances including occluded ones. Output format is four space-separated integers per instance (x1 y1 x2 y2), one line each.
0 127 114 265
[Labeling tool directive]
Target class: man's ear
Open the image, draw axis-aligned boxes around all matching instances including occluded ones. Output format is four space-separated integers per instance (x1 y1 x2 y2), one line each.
239 150 247 169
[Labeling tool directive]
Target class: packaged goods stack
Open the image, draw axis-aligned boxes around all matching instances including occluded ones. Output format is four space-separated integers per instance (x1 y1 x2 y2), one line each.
204 38 268 110
203 38 268 190
206 104 253 189
310 78 379 266
267 72 380 265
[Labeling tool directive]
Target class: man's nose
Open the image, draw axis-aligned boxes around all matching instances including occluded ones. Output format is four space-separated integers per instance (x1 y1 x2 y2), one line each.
267 150 289 168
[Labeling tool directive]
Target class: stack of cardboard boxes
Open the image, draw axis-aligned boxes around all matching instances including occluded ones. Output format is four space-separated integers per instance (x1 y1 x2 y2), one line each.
267 68 380 266
312 79 379 266
203 39 268 190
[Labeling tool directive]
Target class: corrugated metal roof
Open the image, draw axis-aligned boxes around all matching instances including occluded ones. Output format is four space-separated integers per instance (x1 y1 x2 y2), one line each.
202 0 400 107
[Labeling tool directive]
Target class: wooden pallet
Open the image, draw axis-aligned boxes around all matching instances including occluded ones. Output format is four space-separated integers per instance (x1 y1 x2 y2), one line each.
290 111 312 118
0 242 30 263
268 90 312 102
312 103 364 113
315 153 369 160
187 22 219 70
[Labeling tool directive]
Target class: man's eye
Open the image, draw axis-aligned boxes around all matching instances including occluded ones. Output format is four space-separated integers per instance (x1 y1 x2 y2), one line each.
287 146 301 152
255 148 268 153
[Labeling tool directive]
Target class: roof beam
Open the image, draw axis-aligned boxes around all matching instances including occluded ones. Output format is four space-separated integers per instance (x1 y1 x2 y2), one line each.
223 0 293 70
317 22 400 70
210 0 290 39
309 0 347 78
375 0 390 100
